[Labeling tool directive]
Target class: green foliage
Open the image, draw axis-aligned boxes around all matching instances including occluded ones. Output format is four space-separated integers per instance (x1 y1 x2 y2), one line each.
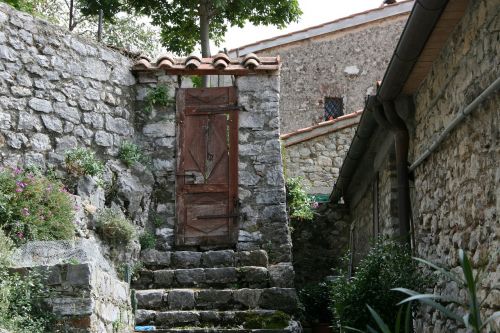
298 281 333 324
1 0 36 13
243 311 290 329
139 232 156 250
0 230 13 268
102 13 163 57
0 232 55 332
96 207 136 246
0 167 75 245
285 177 314 222
329 239 428 331
144 84 173 114
344 303 413 333
395 249 500 333
118 141 148 167
65 147 105 178
191 76 203 88
94 0 301 55
152 215 163 228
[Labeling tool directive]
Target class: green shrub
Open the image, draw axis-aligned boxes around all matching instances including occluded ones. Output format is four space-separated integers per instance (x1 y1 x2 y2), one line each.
298 281 333 325
329 239 428 331
191 76 203 88
0 230 54 332
65 147 105 177
118 141 148 167
285 177 314 221
96 208 136 246
144 84 173 114
0 167 75 245
139 232 156 250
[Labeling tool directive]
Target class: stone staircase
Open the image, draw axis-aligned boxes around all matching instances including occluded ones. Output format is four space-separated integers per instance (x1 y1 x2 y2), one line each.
132 249 301 332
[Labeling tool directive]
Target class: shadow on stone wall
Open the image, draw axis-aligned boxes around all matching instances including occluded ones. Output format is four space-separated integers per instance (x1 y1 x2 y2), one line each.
291 202 350 288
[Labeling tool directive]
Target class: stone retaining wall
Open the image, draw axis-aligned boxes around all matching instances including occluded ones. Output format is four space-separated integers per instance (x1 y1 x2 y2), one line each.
411 0 499 329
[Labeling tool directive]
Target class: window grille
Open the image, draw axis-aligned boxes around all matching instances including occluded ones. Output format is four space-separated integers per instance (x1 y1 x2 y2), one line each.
324 97 344 120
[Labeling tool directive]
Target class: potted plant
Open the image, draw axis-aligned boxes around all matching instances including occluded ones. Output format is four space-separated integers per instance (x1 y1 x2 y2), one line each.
298 281 334 333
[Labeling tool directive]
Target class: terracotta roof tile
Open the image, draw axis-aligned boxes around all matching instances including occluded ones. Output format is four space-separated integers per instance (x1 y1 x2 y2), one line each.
131 54 280 75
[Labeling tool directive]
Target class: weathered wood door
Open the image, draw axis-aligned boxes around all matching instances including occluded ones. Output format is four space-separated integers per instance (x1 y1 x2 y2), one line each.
175 87 239 247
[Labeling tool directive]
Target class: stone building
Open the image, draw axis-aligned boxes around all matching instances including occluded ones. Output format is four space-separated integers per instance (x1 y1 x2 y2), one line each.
229 1 412 195
0 3 300 332
329 0 499 330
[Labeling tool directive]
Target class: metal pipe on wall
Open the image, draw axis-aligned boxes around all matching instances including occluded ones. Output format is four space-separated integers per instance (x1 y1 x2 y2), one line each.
409 76 500 172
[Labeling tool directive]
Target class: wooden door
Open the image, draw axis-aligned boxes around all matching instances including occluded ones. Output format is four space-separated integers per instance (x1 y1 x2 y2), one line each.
176 87 239 247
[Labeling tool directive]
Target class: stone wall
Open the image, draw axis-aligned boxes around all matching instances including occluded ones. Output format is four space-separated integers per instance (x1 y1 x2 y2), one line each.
291 203 350 287
283 119 358 195
410 0 499 330
257 15 407 134
236 75 292 264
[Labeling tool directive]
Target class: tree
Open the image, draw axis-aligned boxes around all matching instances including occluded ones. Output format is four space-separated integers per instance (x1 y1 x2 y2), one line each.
81 0 302 57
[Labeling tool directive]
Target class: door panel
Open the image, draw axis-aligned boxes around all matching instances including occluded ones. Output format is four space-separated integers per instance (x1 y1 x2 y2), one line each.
176 87 238 247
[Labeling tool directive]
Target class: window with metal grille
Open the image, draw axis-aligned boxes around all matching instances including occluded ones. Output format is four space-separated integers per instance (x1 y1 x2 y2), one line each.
324 97 344 121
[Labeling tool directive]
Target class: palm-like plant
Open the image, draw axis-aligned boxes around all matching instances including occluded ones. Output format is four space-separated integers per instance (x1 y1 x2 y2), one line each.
393 249 499 333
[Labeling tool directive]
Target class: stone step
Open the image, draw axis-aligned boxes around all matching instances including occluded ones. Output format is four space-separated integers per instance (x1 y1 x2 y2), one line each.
140 250 269 270
133 266 272 289
135 288 299 313
135 310 296 329
135 321 301 332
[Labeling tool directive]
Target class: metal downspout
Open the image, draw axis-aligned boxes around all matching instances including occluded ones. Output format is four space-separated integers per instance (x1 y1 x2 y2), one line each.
381 100 411 242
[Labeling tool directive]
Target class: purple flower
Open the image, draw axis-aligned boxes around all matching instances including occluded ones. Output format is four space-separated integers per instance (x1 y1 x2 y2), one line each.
16 232 24 239
16 181 27 188
21 207 30 216
14 167 22 175
311 201 319 209
15 188 23 193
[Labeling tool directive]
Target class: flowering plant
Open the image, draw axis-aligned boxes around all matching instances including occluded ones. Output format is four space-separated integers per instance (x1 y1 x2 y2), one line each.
0 167 75 245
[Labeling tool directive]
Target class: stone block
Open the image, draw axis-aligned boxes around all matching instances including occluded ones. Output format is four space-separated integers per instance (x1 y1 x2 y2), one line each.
136 290 164 309
201 250 235 268
156 311 199 326
268 263 295 288
175 268 205 286
153 269 175 287
141 249 171 267
66 263 92 287
233 288 262 309
143 121 175 138
41 114 63 133
238 267 269 287
135 309 156 325
28 98 52 113
236 250 269 267
205 267 237 285
167 289 195 310
171 251 202 268
195 289 233 309
259 288 299 313
51 297 94 316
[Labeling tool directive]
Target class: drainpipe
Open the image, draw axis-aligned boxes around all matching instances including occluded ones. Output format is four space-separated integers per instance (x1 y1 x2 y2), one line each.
381 100 411 242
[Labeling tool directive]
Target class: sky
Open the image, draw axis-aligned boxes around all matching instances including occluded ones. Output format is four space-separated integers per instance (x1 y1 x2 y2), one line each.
219 0 386 51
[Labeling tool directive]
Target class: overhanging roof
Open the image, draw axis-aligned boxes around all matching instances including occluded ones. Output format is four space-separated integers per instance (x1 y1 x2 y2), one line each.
330 0 470 203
